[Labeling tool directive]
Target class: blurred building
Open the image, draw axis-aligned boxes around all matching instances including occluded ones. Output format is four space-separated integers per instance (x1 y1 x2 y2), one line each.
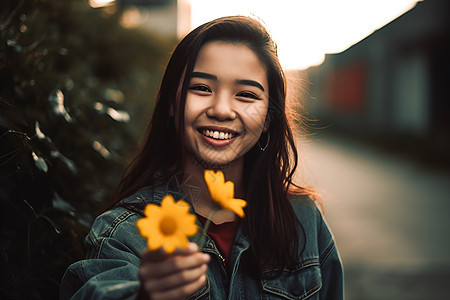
306 0 450 146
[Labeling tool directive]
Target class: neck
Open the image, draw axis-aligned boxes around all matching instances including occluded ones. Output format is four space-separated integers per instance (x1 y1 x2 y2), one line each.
181 154 244 224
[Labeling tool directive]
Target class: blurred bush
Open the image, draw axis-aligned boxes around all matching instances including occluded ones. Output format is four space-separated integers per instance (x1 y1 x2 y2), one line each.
0 0 174 298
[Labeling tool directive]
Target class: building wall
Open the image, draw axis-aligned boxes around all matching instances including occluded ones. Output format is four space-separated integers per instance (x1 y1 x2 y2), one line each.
305 0 450 139
392 51 430 135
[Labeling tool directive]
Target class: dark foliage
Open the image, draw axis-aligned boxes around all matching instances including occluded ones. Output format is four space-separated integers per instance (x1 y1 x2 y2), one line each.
0 0 174 298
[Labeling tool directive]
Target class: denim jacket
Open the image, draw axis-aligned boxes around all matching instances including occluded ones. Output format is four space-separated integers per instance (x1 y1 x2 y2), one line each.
60 181 343 300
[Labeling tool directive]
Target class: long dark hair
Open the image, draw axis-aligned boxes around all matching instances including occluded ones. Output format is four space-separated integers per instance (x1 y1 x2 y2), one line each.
113 16 315 271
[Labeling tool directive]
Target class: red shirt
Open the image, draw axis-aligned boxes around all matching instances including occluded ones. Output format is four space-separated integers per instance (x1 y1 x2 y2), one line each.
197 214 240 263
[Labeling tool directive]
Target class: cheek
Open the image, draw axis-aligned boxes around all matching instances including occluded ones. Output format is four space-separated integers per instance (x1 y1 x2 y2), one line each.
242 103 269 134
183 97 200 127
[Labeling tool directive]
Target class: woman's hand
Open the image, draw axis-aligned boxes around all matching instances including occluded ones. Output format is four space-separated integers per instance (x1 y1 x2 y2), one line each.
138 242 210 300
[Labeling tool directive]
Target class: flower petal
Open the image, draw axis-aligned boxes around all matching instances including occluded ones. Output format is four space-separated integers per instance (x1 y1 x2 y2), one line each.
224 198 247 218
144 203 160 217
148 233 163 250
204 170 247 218
136 219 153 237
161 194 175 207
223 181 235 198
136 194 198 253
178 215 198 235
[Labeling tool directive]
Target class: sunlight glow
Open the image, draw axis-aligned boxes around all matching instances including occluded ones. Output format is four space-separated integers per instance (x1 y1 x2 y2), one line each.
89 0 115 8
190 0 421 70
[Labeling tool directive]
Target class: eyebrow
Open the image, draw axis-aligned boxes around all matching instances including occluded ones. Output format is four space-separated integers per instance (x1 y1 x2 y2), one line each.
236 79 265 92
191 71 265 92
191 72 217 81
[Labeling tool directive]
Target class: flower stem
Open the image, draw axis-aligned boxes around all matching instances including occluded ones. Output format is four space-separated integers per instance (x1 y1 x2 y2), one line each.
198 208 217 248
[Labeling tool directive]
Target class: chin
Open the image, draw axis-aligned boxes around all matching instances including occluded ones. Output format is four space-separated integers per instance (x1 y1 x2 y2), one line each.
193 154 237 170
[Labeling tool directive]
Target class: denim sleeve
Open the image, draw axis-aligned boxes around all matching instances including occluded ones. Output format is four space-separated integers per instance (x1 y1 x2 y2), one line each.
317 213 344 300
60 209 146 300
60 257 140 300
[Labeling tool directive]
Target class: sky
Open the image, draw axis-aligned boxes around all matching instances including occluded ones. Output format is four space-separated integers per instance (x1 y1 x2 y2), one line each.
190 0 421 70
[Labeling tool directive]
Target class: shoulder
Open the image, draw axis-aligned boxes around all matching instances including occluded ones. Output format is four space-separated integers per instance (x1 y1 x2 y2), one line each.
289 193 319 210
289 193 336 262
259 194 342 298
289 193 322 238
289 193 322 225
91 187 157 237
85 186 164 258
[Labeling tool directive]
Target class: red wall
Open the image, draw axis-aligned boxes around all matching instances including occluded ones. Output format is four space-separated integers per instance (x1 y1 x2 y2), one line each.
325 61 366 114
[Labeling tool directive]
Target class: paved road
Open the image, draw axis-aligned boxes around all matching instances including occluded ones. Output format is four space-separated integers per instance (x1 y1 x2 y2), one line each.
296 133 450 300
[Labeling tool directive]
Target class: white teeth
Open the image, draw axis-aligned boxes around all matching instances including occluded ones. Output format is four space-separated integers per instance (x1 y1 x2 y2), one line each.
202 129 234 140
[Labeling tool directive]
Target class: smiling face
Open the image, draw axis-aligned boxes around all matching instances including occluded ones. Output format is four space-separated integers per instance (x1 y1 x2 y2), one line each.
183 41 269 168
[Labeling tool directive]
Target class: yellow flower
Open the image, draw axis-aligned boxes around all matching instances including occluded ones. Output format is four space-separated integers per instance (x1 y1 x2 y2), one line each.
204 170 247 218
136 195 198 253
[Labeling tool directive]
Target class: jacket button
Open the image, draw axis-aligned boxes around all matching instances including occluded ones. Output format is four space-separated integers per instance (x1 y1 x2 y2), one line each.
291 286 303 296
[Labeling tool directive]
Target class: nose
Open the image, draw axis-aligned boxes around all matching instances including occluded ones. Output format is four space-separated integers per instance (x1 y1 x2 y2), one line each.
206 92 236 121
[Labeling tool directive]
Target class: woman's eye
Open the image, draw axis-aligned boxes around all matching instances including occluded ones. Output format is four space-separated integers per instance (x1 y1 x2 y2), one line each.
236 91 259 100
189 85 211 93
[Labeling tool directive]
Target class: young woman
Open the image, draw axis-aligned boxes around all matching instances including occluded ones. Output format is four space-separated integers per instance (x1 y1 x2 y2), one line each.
61 16 343 300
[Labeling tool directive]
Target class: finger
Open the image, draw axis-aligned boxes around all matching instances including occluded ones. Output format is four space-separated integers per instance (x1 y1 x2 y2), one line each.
140 251 210 278
149 274 207 300
141 242 199 263
144 263 207 292
155 251 209 277
172 242 199 255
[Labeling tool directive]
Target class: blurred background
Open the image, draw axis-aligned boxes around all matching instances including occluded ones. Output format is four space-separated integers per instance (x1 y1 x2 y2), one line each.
0 0 449 299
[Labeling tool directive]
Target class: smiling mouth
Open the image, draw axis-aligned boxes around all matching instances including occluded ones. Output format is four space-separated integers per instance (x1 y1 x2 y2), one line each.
201 129 238 140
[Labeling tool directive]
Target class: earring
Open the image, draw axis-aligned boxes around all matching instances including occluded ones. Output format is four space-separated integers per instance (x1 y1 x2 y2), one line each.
257 131 270 151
